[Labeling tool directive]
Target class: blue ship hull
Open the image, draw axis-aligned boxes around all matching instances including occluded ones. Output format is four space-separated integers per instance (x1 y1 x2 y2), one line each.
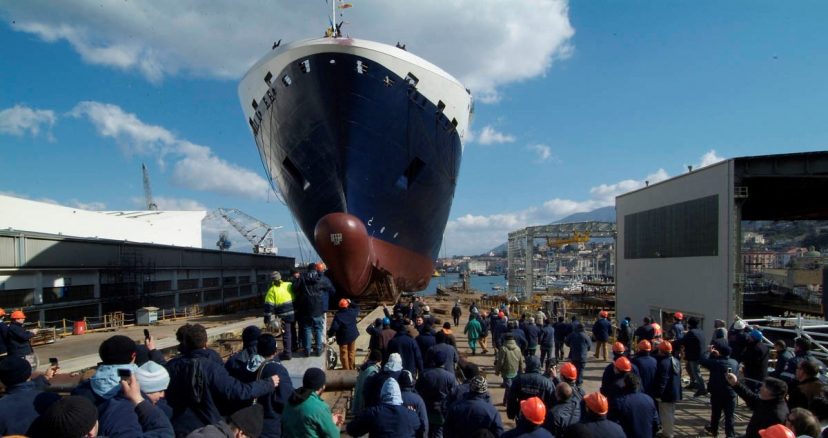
249 49 464 294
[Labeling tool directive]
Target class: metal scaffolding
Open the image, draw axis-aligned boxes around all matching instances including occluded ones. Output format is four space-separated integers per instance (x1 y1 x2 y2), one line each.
507 221 617 298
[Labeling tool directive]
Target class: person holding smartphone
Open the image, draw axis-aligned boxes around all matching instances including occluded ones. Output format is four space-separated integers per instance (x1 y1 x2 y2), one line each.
698 343 739 437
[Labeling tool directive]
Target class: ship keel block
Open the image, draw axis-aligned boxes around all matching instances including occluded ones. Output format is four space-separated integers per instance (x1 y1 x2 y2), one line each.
314 213 374 296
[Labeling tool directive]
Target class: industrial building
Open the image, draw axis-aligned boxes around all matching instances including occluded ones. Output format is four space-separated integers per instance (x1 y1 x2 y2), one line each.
616 152 828 329
0 195 293 324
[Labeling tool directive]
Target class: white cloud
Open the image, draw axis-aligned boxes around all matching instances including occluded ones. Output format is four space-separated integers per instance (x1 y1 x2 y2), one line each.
476 125 515 145
152 196 207 211
2 1 574 99
528 143 552 162
171 142 271 200
444 168 670 254
698 149 725 168
71 101 271 200
0 104 56 139
66 199 107 211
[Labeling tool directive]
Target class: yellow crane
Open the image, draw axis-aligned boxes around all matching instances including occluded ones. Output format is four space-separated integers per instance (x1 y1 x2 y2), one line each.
546 231 590 249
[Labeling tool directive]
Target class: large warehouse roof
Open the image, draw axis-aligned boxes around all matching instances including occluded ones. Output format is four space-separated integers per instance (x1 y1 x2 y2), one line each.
0 194 205 248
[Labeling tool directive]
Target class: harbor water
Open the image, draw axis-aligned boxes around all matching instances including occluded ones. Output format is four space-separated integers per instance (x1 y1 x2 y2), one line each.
421 272 507 296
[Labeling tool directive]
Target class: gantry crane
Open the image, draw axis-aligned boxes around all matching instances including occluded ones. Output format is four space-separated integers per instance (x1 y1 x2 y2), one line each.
546 231 591 249
212 208 282 255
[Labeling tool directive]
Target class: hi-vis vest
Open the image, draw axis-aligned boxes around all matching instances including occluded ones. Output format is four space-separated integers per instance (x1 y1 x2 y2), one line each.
264 282 294 316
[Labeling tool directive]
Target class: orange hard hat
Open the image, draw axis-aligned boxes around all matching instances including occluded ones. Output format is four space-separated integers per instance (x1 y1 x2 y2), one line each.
560 362 578 380
519 397 547 425
614 356 632 373
0 308 5 317
612 342 626 353
584 392 609 415
338 298 350 309
659 340 673 353
638 340 652 351
758 424 796 438
599 310 608 318
674 312 684 320
11 310 25 320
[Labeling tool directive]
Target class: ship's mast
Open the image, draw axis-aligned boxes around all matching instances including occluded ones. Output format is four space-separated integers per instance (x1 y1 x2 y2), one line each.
331 0 336 37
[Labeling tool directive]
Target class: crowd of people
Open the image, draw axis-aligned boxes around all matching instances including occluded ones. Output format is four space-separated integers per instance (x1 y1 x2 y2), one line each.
2 271 828 438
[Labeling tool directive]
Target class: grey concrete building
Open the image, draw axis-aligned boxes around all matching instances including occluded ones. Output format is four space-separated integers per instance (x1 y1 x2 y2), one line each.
616 152 828 329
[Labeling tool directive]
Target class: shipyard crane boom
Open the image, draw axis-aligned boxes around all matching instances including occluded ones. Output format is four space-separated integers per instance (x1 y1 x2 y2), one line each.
142 163 158 211
215 208 282 254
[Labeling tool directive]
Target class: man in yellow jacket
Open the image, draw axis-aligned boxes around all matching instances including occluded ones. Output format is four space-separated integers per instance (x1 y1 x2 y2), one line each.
264 271 296 360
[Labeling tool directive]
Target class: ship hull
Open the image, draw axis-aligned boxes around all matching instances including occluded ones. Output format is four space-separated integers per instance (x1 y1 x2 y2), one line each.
239 38 471 297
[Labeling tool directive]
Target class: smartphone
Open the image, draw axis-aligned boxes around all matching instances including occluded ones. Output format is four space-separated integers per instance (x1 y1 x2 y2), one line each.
118 368 132 380
144 329 150 340
49 357 59 367
727 367 733 374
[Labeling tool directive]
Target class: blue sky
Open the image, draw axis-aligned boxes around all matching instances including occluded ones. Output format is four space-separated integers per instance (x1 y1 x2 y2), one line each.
1 1 827 258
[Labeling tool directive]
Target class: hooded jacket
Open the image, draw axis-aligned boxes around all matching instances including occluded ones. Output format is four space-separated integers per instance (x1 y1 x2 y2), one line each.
346 379 421 438
352 361 381 415
363 354 404 408
427 342 458 373
742 340 770 383
506 357 555 420
655 352 682 403
251 358 294 438
165 348 275 436
465 318 482 340
444 390 502 437
388 330 423 376
415 357 458 417
543 394 580 436
495 339 525 378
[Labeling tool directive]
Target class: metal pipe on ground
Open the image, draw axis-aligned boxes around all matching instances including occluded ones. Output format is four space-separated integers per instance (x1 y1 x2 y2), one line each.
324 369 358 390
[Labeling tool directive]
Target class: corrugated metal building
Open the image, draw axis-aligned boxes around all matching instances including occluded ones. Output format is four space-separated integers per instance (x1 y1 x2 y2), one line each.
0 230 293 324
0 194 293 323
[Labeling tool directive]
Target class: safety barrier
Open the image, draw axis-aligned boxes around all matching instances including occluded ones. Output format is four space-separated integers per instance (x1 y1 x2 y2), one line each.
39 305 204 340
742 314 828 362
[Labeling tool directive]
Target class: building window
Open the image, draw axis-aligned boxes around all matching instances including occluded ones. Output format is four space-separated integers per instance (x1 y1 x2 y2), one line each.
43 284 96 304
624 195 719 259
0 288 35 308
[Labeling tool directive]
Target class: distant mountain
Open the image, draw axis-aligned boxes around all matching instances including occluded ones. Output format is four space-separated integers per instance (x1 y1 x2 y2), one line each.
553 206 615 224
485 206 616 255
